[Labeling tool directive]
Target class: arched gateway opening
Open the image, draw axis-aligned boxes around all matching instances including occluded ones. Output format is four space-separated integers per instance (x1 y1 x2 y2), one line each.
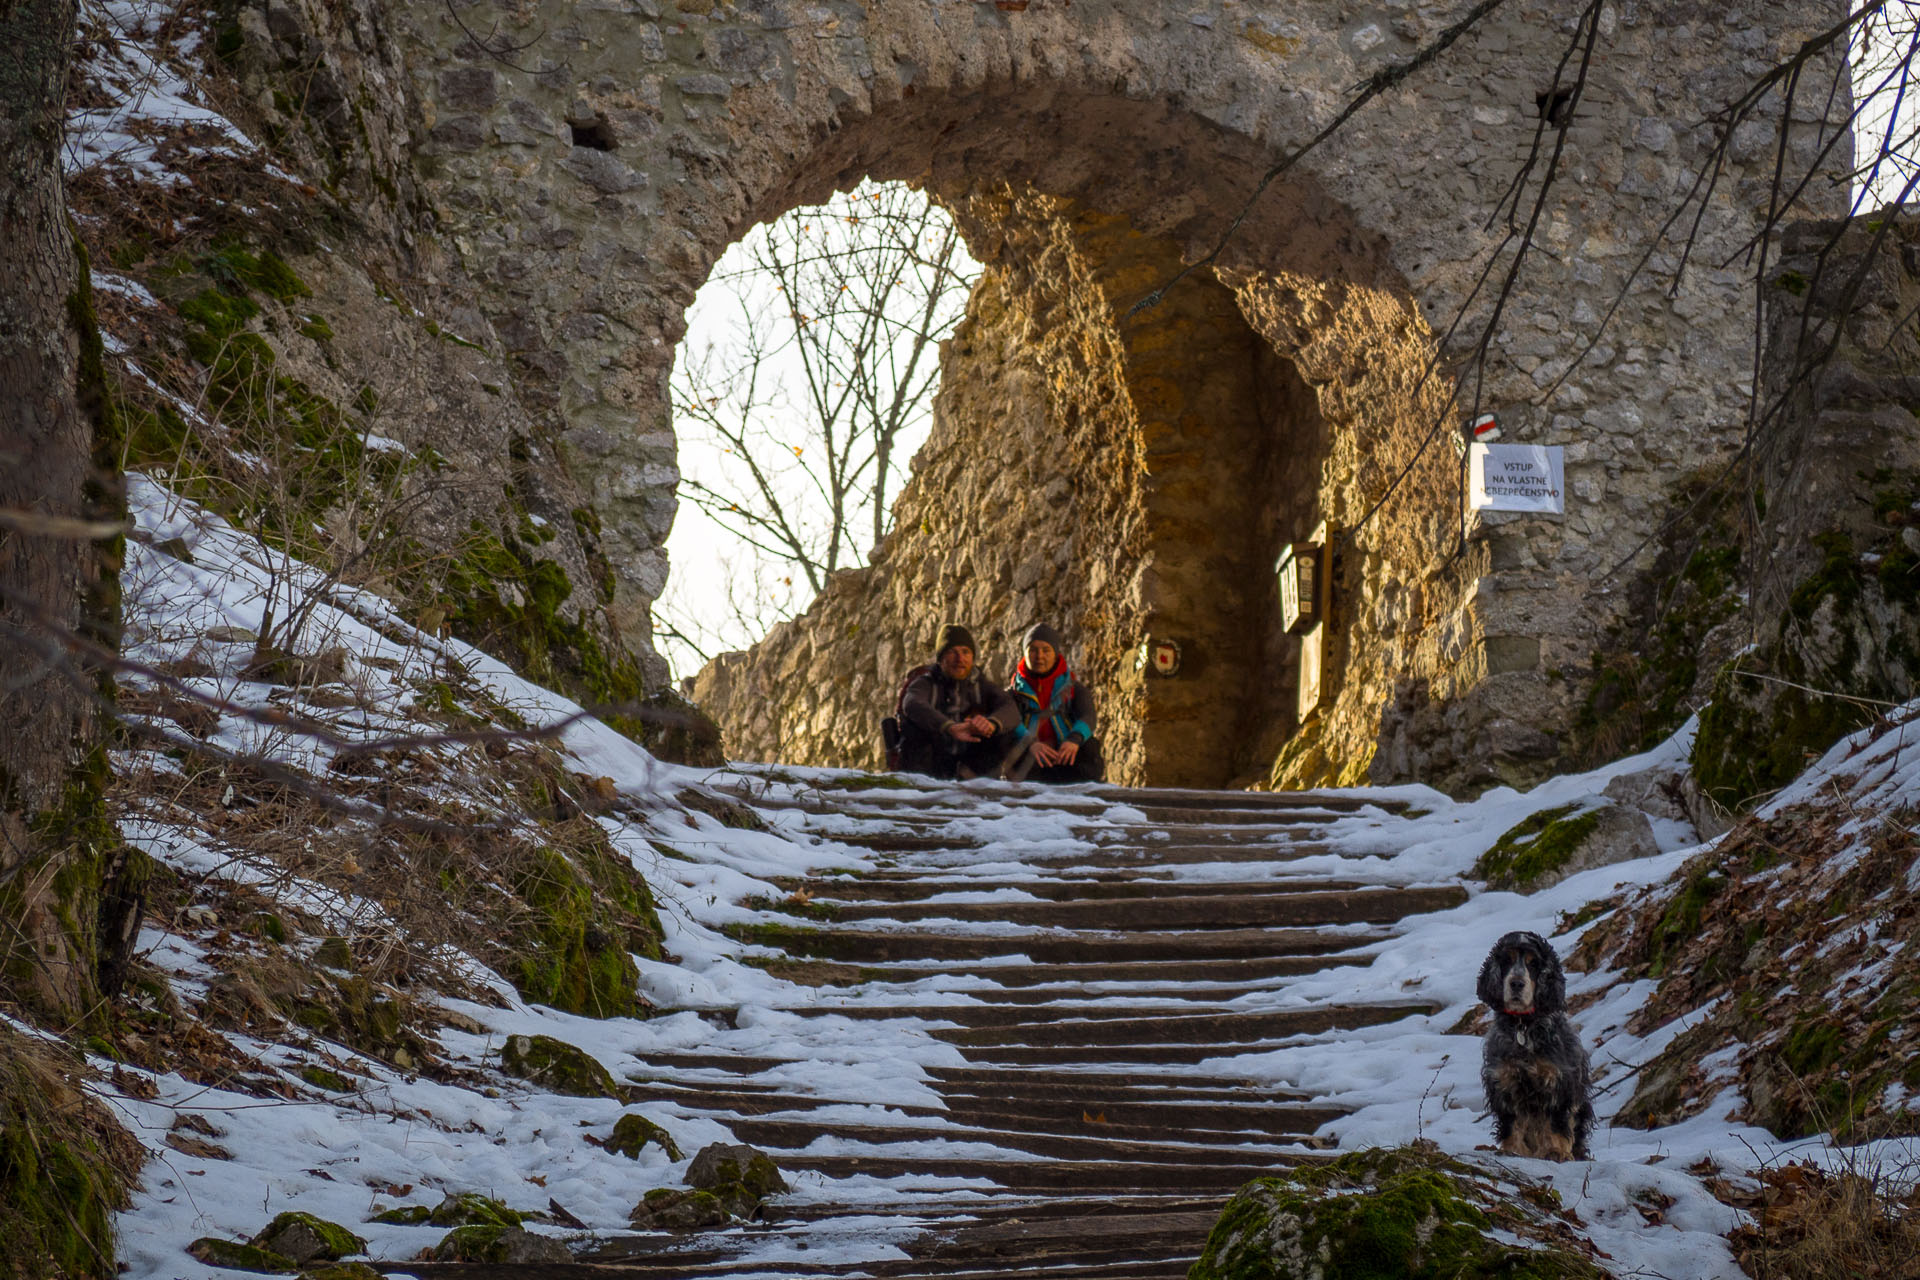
681 89 1451 789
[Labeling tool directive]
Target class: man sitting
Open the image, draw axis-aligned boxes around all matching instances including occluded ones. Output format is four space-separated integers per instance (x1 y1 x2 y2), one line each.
890 624 1017 780
1002 623 1105 784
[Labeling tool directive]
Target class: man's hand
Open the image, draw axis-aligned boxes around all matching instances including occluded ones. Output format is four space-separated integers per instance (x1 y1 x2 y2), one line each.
947 720 984 742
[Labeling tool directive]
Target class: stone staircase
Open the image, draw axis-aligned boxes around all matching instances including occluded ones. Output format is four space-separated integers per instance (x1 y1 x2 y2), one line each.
572 781 1459 1278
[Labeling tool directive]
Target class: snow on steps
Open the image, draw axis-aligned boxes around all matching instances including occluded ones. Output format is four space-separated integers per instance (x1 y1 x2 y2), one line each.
405 775 1454 1280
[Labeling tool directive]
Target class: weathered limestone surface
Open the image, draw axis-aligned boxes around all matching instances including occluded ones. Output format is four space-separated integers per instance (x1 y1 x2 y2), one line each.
1689 214 1920 808
194 0 1856 790
464 0 1852 790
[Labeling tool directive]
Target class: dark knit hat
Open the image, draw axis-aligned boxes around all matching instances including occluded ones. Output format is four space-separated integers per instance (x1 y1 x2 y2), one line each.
1021 623 1065 653
934 623 977 660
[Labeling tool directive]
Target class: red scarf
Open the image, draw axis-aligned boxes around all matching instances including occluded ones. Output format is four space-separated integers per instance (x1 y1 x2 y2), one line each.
1015 656 1069 746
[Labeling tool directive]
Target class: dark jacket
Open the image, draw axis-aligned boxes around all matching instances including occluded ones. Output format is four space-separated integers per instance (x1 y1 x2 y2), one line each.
901 666 1017 739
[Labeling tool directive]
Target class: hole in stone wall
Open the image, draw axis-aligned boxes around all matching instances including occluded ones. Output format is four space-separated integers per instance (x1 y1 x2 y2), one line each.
1536 87 1577 127
568 115 617 150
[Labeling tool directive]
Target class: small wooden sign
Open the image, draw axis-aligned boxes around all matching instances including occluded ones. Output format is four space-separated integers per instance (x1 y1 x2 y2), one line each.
1275 542 1326 636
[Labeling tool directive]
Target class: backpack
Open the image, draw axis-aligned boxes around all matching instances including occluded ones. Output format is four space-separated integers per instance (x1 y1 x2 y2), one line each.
881 664 939 770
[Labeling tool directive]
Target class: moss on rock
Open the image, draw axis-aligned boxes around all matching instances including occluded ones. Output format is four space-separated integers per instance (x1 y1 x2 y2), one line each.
430 1224 569 1264
629 1187 731 1230
298 1264 382 1280
1572 474 1743 765
510 846 648 1019
368 1205 431 1226
187 1238 298 1273
433 519 711 761
1473 804 1601 890
1190 1144 1605 1280
686 1142 787 1198
1692 528 1916 810
425 1193 523 1229
498 1034 621 1098
298 1065 353 1092
607 1113 684 1161
249 1212 364 1264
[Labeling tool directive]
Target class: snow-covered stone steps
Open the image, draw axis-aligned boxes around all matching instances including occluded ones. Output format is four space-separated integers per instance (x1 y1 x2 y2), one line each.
761 953 1365 988
762 1152 1305 1193
555 779 1453 1277
622 1083 1338 1134
773 873 1367 900
730 922 1389 964
867 837 1337 865
717 1117 1305 1165
1085 786 1409 815
794 883 1464 926
585 1200 1224 1279
929 1000 1439 1048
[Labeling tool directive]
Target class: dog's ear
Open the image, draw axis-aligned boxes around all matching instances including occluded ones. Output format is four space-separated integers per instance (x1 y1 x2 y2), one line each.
1529 935 1567 1014
1476 943 1503 1008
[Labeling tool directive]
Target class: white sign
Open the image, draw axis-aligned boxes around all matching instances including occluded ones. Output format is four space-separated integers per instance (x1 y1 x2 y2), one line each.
1469 443 1565 513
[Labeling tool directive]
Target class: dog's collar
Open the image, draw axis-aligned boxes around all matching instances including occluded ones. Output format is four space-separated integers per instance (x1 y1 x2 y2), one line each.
1504 1006 1536 1017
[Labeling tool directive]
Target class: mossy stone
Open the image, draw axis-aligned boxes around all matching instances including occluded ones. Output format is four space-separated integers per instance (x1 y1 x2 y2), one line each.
509 847 646 1019
368 1205 431 1225
1691 528 1912 810
250 1212 364 1264
433 516 673 763
425 1192 523 1228
607 1113 684 1161
686 1142 787 1197
187 1238 298 1272
498 1034 621 1098
628 1188 730 1230
312 937 353 971
431 1224 569 1264
298 1264 383 1280
431 1225 502 1261
1473 804 1604 891
1190 1144 1606 1280
298 1065 353 1092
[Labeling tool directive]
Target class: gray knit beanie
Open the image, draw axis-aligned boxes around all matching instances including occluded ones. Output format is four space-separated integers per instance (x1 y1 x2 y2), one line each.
1021 623 1065 653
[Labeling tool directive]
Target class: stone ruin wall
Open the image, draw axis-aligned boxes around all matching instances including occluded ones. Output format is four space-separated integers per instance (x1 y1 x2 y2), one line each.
189 0 1856 792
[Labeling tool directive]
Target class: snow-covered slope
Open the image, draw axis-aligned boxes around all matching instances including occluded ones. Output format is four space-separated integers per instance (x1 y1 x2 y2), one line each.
89 477 1920 1280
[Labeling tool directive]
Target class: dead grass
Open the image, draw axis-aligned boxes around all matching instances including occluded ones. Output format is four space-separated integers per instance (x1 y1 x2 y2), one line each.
105 665 668 1087
0 1025 145 1280
1571 801 1920 1142
1724 1158 1920 1280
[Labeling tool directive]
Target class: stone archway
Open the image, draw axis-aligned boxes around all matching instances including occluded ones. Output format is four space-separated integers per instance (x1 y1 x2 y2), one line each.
673 84 1451 789
403 0 1848 791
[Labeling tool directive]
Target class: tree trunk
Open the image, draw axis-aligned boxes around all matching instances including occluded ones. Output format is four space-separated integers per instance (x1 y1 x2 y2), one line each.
0 0 130 1019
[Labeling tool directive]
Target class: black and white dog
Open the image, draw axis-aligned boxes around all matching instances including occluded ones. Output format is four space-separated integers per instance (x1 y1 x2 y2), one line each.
1478 931 1594 1161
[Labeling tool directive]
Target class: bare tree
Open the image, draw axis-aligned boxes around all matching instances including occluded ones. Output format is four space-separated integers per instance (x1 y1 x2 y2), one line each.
661 182 976 668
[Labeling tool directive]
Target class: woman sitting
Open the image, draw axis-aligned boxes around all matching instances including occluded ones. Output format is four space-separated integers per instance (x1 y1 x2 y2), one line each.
1003 624 1104 784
